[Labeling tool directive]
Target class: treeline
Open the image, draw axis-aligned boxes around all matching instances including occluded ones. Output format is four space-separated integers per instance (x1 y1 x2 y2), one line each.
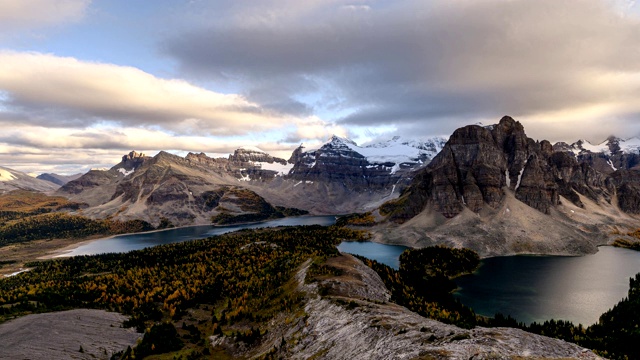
211 206 308 225
0 190 158 247
0 225 367 357
0 212 155 247
335 212 377 227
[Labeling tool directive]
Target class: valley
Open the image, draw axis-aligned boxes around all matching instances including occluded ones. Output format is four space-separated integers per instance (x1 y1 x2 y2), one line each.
2 116 640 359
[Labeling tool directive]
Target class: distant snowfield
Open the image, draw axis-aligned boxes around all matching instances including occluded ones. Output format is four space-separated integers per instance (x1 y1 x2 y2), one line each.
330 135 447 165
571 137 640 155
256 161 294 175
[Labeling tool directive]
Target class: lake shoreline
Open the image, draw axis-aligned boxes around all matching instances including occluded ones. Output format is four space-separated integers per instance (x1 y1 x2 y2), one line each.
49 215 339 258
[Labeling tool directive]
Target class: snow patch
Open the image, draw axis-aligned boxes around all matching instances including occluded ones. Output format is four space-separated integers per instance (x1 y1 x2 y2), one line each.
237 173 251 181
252 161 294 176
117 168 134 177
515 161 527 191
576 139 610 155
0 168 16 182
239 145 266 153
505 169 511 188
293 181 303 187
607 159 617 171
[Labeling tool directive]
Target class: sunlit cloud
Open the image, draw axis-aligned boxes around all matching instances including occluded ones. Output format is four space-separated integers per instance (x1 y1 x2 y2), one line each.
0 51 300 136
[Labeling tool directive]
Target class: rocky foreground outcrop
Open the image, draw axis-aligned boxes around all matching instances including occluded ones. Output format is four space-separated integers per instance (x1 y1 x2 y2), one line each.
219 255 601 359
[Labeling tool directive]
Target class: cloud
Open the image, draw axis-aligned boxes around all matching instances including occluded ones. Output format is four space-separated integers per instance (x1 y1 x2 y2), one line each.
163 0 640 142
283 117 350 143
0 51 302 136
0 0 90 32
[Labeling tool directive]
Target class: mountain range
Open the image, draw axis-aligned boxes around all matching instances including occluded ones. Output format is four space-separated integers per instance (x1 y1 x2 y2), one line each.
50 136 446 226
2 115 640 256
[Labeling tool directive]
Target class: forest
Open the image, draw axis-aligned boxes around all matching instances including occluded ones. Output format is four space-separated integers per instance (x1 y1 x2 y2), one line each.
0 225 368 358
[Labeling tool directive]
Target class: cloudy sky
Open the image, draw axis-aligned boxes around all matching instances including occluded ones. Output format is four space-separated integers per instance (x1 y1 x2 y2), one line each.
2 0 640 174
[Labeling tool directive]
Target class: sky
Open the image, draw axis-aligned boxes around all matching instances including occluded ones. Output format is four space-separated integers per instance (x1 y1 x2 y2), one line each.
2 0 640 175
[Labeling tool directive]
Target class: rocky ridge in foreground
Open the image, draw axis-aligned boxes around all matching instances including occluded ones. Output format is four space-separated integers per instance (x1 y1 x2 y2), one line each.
223 255 601 359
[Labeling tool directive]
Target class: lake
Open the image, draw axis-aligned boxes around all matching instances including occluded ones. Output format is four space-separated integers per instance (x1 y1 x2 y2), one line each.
334 241 640 326
454 246 640 326
337 241 408 269
58 215 337 257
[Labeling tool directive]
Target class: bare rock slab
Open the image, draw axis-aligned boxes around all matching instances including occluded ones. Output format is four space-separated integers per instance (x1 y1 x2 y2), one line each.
0 309 141 360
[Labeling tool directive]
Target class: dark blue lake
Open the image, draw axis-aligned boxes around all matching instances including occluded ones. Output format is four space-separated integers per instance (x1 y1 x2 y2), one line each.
454 246 640 326
337 241 408 269
58 216 337 257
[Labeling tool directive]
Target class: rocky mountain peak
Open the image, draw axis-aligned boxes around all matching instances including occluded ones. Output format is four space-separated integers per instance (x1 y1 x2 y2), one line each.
382 115 619 221
605 136 622 154
122 151 145 162
328 135 356 146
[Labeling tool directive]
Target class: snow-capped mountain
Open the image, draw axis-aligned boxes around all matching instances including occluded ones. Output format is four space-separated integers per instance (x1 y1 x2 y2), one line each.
287 135 447 190
230 147 293 179
555 136 640 156
553 136 640 173
58 134 449 223
358 135 447 166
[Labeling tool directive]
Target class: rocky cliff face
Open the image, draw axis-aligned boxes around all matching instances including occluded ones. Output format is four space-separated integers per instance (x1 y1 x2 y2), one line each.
288 136 393 190
382 116 629 221
374 116 640 257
